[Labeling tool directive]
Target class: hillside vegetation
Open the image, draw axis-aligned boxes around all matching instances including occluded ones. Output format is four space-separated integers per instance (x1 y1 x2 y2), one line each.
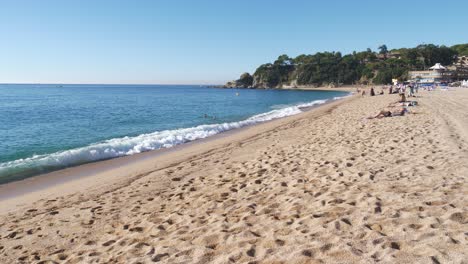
227 43 468 88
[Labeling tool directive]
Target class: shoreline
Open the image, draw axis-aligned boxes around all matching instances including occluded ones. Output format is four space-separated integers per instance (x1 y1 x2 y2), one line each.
214 84 369 92
1 89 466 263
0 93 355 213
0 89 350 186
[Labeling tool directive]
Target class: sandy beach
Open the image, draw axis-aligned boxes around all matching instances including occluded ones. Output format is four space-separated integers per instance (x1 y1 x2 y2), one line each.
1 88 467 263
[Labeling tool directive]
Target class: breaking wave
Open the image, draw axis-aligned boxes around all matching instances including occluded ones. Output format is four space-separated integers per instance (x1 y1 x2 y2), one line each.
0 95 349 182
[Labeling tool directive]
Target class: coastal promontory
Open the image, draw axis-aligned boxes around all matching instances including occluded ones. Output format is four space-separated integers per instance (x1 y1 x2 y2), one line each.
224 43 468 89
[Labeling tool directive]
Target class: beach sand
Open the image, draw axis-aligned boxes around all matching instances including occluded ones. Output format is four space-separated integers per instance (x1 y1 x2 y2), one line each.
0 88 467 263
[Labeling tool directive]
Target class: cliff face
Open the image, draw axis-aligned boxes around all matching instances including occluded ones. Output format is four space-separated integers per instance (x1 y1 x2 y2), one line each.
252 74 267 89
225 72 297 89
229 67 298 89
223 72 254 88
226 67 335 89
251 75 296 89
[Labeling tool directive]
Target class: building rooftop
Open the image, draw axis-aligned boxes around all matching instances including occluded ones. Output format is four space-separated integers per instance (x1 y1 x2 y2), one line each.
430 63 447 70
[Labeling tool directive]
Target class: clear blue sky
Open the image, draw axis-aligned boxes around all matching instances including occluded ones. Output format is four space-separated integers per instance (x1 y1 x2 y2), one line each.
1 0 467 84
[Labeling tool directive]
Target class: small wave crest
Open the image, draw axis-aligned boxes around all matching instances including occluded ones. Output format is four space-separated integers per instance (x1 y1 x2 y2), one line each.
0 96 346 181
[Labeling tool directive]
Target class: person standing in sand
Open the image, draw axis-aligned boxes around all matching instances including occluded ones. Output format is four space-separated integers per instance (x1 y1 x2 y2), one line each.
409 85 415 97
399 92 406 102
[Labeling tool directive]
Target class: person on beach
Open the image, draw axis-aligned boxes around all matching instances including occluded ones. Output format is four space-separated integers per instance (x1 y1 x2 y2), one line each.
372 110 392 118
370 87 376 96
399 93 407 102
369 107 408 119
361 90 366 97
409 85 415 97
389 100 418 107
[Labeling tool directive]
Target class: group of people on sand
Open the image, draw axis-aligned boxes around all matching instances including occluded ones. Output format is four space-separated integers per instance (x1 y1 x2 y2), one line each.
358 83 419 98
357 87 384 97
369 87 384 97
388 84 419 97
368 89 419 119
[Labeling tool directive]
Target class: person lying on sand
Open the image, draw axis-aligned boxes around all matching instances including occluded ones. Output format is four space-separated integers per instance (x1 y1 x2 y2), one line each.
368 108 408 119
403 101 417 106
388 101 418 107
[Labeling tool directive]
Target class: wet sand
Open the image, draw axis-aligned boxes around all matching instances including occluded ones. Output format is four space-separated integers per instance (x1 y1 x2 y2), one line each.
0 88 467 263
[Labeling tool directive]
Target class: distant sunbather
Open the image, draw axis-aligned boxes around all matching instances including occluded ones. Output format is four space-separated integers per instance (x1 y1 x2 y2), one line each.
371 110 392 119
388 101 418 107
368 108 408 119
406 101 416 106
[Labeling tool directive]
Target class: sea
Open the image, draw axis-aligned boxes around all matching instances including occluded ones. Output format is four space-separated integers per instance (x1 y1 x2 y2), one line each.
0 84 349 184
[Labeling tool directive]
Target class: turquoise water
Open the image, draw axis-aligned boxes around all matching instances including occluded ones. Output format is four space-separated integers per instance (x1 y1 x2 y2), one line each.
0 84 348 183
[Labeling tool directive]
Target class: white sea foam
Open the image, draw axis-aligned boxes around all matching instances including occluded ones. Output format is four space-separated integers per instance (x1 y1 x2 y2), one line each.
0 95 348 177
333 93 353 100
